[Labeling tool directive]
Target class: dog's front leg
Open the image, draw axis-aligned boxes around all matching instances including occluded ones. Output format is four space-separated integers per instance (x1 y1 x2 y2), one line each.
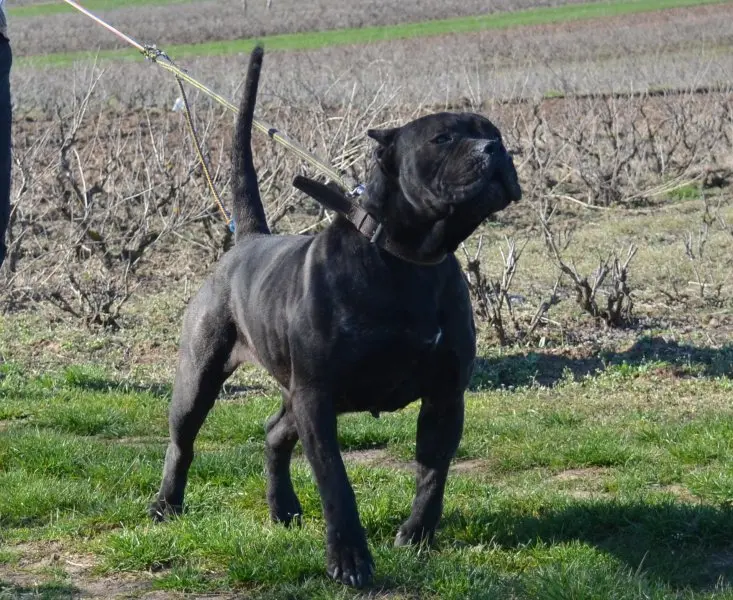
395 393 464 546
291 387 374 587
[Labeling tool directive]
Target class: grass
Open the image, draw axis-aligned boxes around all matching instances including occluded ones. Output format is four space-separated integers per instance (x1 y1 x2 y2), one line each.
668 183 705 202
16 0 730 68
1 352 732 597
8 0 198 20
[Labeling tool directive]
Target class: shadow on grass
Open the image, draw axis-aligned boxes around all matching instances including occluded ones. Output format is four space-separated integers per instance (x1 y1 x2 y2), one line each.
60 367 172 398
444 499 733 591
0 579 78 599
471 335 733 390
57 336 733 399
62 369 267 401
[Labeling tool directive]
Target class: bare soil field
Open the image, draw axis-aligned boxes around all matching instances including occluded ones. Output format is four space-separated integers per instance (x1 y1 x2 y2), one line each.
12 0 609 55
12 4 733 113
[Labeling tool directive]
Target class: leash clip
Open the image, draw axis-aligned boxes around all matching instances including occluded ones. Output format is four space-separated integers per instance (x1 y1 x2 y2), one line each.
349 184 366 198
143 44 180 70
370 223 384 244
142 44 162 62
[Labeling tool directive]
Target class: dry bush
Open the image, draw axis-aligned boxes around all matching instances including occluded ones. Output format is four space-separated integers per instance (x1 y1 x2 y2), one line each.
719 210 732 239
660 195 732 307
461 235 561 346
506 90 733 210
538 199 637 328
1 76 233 327
3 59 733 332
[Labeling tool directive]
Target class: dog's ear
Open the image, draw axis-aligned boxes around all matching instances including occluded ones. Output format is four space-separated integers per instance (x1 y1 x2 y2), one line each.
368 127 398 177
367 127 398 147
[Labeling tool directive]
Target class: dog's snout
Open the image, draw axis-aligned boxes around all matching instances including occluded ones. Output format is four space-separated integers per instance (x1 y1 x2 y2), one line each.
481 139 500 155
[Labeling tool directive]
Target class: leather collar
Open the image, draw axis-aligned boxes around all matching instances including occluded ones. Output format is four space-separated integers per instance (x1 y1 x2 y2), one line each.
293 175 447 267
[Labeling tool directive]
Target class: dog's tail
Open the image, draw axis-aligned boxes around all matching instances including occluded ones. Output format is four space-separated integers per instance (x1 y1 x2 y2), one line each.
231 44 270 240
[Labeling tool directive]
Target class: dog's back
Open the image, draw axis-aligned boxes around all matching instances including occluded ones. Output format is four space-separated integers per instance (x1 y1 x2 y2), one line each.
231 45 269 239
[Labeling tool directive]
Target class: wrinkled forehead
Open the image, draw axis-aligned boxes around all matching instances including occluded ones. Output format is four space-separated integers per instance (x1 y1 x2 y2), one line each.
400 112 501 142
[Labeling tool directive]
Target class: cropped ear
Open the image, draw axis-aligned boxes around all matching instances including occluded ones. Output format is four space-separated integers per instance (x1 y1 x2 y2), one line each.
367 127 399 177
367 127 398 147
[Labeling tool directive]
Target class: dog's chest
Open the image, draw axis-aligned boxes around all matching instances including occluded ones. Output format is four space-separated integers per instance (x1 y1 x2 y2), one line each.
332 314 445 414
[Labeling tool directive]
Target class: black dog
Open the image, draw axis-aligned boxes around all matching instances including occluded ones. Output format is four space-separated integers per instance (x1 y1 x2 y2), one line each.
150 46 521 588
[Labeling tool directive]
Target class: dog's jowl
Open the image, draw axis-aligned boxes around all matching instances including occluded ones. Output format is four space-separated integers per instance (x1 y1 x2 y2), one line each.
150 46 521 588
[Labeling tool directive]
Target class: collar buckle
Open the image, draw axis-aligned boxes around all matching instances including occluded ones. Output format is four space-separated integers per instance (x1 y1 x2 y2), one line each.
369 223 385 244
292 175 445 267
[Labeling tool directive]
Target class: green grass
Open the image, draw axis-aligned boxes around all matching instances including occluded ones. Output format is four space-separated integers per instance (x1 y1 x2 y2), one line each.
668 182 705 202
1 353 732 598
16 0 730 68
8 0 198 20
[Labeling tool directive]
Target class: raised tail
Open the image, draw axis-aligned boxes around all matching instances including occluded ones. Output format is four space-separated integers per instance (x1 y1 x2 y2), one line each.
231 44 270 240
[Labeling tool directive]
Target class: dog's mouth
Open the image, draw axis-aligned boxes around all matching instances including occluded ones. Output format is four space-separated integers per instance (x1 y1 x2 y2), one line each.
493 165 522 204
443 145 522 205
455 163 522 208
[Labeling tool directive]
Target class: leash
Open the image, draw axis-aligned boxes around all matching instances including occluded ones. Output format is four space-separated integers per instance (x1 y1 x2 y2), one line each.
175 76 234 231
59 0 440 267
60 0 350 230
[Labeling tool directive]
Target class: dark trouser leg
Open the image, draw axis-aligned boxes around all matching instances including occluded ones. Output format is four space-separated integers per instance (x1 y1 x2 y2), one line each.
0 38 12 269
395 394 464 546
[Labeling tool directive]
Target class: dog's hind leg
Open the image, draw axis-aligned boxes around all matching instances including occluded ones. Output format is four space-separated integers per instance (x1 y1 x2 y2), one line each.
395 392 464 547
265 393 302 525
149 291 240 521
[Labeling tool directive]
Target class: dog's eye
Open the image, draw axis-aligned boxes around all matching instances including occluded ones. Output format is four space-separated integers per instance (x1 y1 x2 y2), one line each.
431 134 453 145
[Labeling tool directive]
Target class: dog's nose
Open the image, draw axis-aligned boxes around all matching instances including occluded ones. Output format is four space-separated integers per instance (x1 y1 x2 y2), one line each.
481 139 500 155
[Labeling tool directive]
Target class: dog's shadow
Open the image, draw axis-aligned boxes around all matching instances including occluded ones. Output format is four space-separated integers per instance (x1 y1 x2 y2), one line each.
61 372 268 401
60 336 733 399
0 580 79 599
470 335 733 390
441 499 733 591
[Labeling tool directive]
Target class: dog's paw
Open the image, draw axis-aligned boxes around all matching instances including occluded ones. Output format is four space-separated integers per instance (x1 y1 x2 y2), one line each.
267 488 303 527
394 522 435 547
269 497 303 527
148 498 182 523
326 534 374 588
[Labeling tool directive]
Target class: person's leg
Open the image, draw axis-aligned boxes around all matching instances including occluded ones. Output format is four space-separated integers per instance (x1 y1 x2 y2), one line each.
0 36 12 269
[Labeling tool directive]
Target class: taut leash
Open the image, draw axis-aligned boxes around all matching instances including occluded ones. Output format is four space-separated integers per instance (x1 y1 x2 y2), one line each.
60 0 351 231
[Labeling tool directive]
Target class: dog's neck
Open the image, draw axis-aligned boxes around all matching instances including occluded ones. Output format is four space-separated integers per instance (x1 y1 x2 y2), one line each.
293 171 482 267
364 170 471 262
292 174 449 267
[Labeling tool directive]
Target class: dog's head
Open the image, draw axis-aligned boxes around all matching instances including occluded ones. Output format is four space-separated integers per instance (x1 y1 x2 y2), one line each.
364 112 521 258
